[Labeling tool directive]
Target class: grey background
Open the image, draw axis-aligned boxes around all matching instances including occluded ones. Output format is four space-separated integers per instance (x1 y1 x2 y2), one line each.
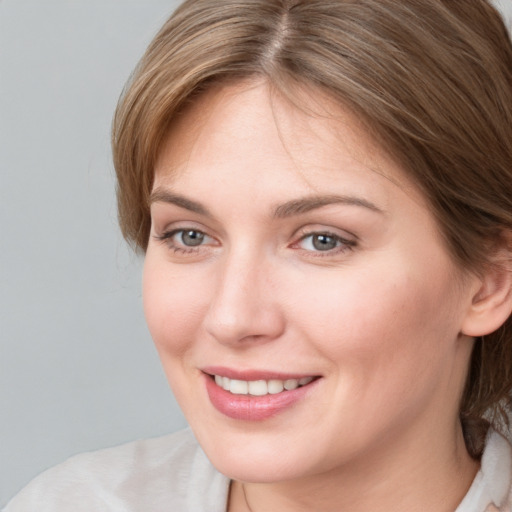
1 0 511 507
0 1 184 506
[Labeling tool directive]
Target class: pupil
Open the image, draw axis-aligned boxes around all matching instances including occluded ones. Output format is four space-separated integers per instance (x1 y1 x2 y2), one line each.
313 234 337 251
182 230 204 246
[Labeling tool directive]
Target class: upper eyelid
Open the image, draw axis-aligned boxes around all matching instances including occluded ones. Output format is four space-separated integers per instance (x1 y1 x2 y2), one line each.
293 225 358 242
157 228 219 250
151 211 223 235
158 227 210 239
153 221 211 236
298 229 353 239
295 232 356 247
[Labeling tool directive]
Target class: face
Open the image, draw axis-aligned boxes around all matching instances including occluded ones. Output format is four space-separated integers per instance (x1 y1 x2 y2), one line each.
143 81 476 483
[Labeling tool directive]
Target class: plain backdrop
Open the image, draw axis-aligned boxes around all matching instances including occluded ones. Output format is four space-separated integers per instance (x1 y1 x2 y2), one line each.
1 0 511 507
0 1 185 506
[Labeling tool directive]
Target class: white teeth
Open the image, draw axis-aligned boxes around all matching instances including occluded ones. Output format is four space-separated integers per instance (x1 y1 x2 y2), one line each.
284 379 299 390
267 380 284 394
229 379 248 395
213 375 315 396
248 380 267 396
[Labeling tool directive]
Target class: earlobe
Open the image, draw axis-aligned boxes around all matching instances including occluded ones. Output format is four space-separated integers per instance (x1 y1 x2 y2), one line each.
461 254 512 337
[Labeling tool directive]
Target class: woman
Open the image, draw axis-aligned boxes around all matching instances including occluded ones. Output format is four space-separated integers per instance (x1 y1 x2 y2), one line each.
5 0 512 511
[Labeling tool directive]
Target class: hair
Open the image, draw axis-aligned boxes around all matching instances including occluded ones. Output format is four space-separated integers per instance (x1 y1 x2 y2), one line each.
112 0 512 458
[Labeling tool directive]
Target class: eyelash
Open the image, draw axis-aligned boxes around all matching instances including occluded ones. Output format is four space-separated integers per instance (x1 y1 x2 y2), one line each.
154 228 357 257
154 229 214 254
294 231 357 256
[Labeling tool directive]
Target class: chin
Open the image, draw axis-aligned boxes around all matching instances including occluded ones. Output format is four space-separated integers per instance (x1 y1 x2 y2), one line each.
206 446 309 483
189 420 330 483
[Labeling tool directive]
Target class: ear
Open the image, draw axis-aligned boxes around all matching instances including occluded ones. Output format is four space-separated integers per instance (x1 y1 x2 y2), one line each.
461 245 512 337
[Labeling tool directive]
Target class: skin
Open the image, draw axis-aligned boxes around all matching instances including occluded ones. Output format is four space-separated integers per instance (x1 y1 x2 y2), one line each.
143 80 484 511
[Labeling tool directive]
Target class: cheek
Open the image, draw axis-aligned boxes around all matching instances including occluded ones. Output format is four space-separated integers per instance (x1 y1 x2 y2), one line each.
142 256 208 356
289 262 464 438
293 258 461 374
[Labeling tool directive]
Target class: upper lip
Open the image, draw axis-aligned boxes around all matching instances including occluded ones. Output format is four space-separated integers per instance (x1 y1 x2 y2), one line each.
202 366 320 381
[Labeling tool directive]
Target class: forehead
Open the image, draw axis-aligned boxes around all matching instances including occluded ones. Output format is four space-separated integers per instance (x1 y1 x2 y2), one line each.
154 79 421 209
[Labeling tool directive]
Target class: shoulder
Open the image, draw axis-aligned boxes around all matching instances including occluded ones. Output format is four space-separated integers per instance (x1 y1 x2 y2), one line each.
460 429 512 512
3 429 229 512
482 430 512 512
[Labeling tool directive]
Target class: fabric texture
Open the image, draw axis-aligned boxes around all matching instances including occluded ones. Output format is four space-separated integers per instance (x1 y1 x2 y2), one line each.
3 428 511 511
3 429 229 512
457 430 512 512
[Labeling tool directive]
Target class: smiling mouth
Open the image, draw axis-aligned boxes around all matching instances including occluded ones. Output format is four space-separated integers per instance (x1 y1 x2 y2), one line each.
203 370 321 420
210 374 317 396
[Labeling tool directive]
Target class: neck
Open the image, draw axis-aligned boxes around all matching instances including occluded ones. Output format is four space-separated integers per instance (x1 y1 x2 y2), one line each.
228 420 479 512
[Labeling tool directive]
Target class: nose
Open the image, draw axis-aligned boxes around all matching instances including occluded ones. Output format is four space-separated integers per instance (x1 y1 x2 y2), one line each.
203 250 285 346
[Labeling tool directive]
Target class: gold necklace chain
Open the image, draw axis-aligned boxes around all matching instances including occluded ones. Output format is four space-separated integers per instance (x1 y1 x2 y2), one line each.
242 483 255 512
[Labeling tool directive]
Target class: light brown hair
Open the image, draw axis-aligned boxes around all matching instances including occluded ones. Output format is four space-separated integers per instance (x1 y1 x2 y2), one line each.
112 0 512 457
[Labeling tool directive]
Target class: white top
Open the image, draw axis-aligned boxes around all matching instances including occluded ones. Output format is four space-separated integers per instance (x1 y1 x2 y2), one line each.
3 428 511 512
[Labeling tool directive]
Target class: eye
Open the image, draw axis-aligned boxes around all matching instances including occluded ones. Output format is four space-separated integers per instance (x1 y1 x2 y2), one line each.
176 229 206 247
304 233 338 251
154 228 216 253
296 232 356 253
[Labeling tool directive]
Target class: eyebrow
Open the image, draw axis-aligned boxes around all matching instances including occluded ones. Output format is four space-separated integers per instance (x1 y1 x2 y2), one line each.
272 195 384 218
149 188 384 218
149 188 212 217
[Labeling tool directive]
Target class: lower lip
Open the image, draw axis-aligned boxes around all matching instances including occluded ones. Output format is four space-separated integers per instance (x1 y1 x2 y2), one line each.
204 374 319 421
